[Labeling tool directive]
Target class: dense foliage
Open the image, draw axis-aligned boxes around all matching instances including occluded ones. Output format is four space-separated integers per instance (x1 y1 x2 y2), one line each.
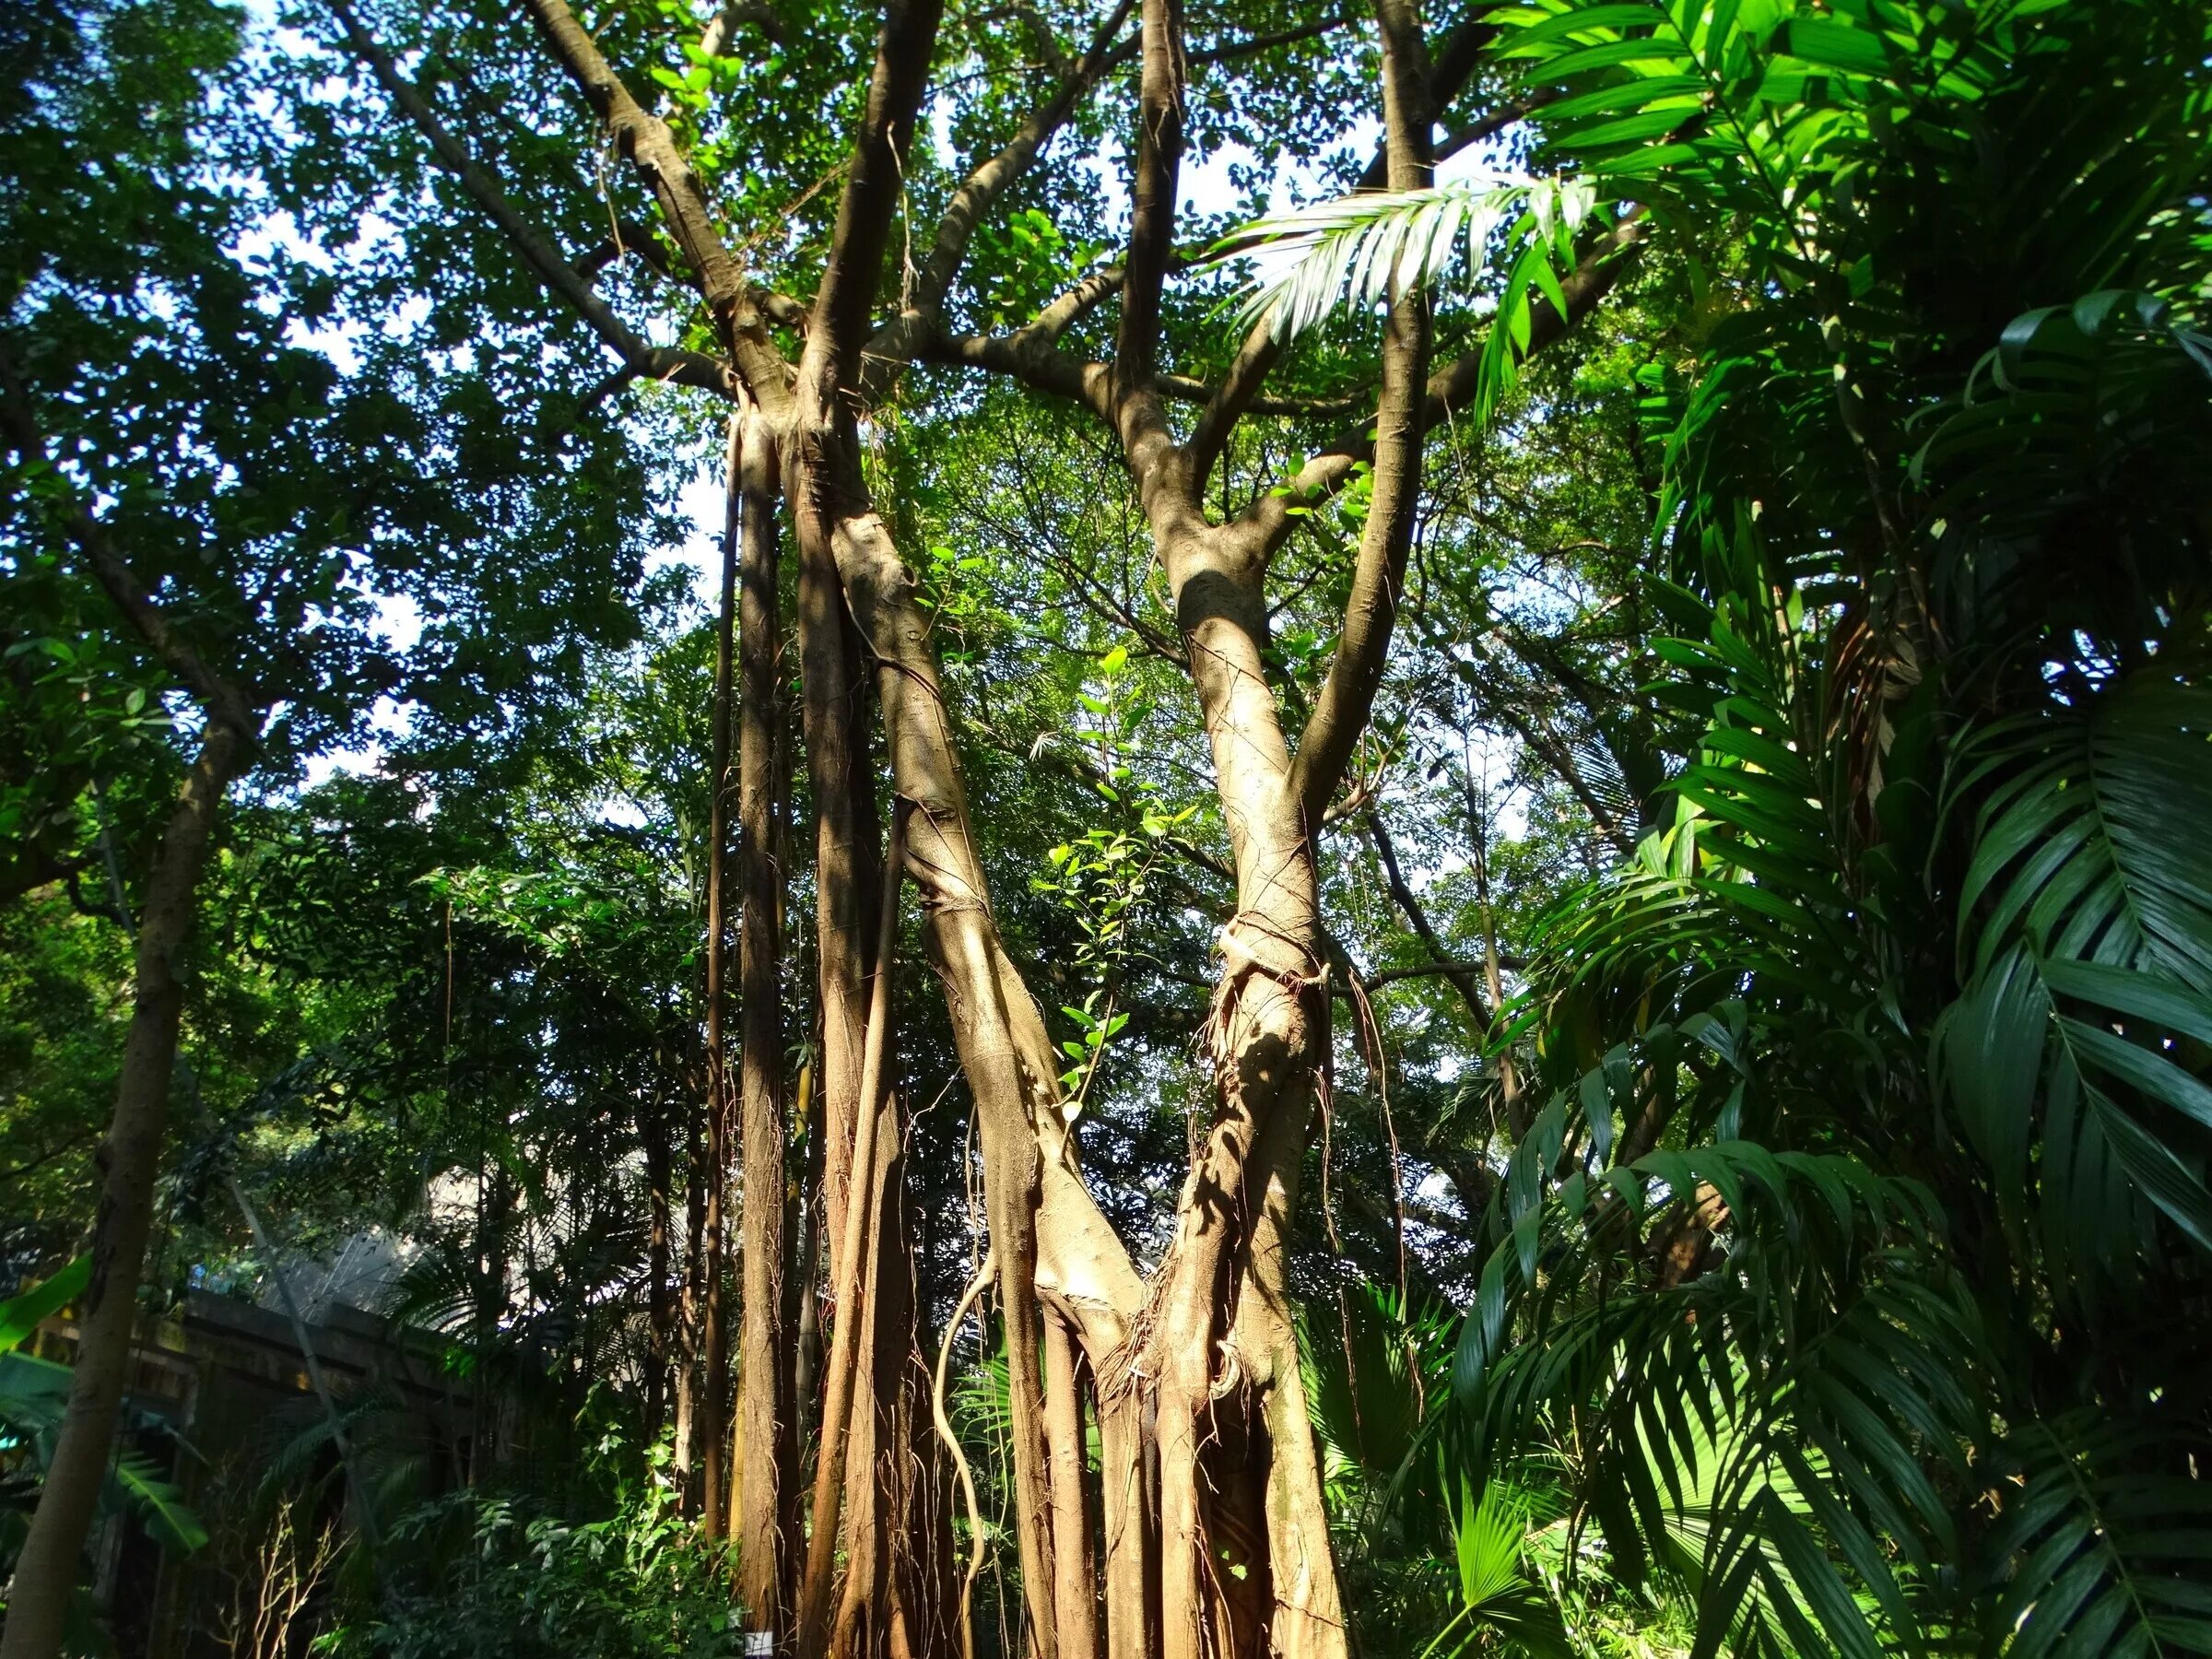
2 0 2206 1653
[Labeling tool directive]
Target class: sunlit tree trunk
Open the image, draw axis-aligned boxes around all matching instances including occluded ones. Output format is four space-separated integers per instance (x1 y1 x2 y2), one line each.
335 0 1639 1648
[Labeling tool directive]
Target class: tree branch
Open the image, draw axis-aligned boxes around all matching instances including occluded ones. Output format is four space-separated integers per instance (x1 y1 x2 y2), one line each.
1155 370 1357 418
1424 1 1513 117
1363 955 1522 989
1286 0 1435 825
1186 319 1284 487
574 220 675 286
1363 810 1494 1027
862 0 1135 398
1185 100 1548 490
1110 8 1355 71
1187 13 1527 499
1431 93 1554 170
326 0 739 402
1024 263 1126 344
1113 0 1184 397
797 0 949 409
0 346 260 744
919 327 1113 415
514 0 791 410
699 0 785 53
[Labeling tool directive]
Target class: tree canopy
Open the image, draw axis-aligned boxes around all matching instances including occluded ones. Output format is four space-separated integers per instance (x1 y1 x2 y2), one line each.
2 0 2209 1654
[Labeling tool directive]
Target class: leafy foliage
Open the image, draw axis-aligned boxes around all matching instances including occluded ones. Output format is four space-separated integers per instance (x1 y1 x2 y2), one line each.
3 0 2207 1653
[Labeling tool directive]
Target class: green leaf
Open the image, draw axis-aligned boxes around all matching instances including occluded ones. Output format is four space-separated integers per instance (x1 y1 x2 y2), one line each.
111 1453 209 1554
0 1257 90 1355
1781 18 1890 76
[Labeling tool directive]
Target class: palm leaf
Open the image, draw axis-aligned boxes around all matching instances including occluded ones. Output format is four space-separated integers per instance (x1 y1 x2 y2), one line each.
1207 171 1602 432
0 1257 90 1354
1940 672 2212 1272
1422 1483 1575 1659
108 1451 208 1555
1982 1412 2212 1657
1453 1142 1976 1657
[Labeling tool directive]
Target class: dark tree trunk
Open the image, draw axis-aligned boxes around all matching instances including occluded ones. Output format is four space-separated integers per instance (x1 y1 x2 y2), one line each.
0 719 248 1659
645 1080 675 1441
735 408 794 1631
700 419 742 1535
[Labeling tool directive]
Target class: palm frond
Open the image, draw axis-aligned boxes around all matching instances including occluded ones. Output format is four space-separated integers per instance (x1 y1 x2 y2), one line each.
1209 175 1538 340
1453 1136 1978 1657
1982 1411 2212 1657
1423 1482 1575 1659
1939 672 2212 1269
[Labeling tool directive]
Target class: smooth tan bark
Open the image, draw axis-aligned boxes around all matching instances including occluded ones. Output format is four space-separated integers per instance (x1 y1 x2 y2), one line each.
1095 1382 1156 1659
800 800 904 1654
828 1098 903 1659
1079 2 1436 1651
1044 1313 1100 1659
330 0 1646 1649
832 506 1147 1658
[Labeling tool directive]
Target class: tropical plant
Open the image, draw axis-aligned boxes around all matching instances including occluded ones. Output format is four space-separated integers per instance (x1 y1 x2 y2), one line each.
4 0 2206 1653
319 1427 739 1659
1224 0 2212 1651
0 1259 208 1653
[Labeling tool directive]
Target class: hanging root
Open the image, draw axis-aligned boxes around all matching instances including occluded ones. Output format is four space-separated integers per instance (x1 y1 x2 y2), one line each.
931 1248 996 1659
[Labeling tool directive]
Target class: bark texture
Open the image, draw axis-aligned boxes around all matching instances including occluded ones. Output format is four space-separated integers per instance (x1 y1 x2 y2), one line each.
700 421 742 1537
329 0 1641 1648
800 801 904 1653
735 408 794 1631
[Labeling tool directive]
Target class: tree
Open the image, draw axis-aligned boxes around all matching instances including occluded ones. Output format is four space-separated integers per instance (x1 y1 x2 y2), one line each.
300 0 1674 1644
0 0 672 1641
5 0 2205 1653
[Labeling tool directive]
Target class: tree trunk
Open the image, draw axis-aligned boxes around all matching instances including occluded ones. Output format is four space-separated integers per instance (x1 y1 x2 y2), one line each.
645 1079 675 1443
791 421 881 1368
801 800 903 1655
830 500 1144 1659
0 718 248 1659
1124 516 1338 1659
676 1049 707 1496
1043 1313 1099 1659
735 407 794 1632
700 418 743 1537
793 1049 822 1458
342 0 1529 1647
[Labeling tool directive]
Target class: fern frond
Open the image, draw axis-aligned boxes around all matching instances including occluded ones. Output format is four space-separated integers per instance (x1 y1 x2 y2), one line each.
1453 1140 1977 1657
